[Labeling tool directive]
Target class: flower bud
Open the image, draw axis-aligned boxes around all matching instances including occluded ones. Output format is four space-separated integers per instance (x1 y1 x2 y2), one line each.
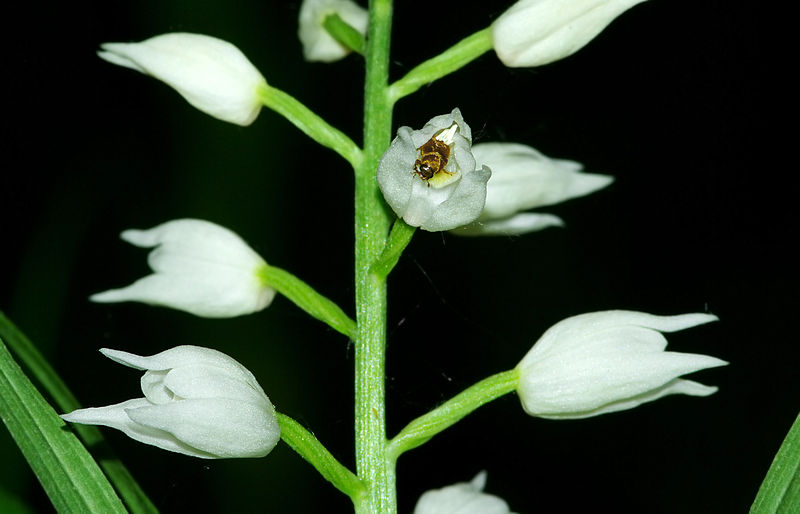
298 0 368 62
61 346 280 459
414 471 516 514
453 142 613 236
492 0 647 68
377 108 491 231
91 219 275 318
516 311 727 419
99 33 267 125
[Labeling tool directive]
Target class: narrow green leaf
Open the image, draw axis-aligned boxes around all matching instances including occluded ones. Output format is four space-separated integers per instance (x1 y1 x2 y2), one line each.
0 337 126 513
0 311 158 513
751 410 800 513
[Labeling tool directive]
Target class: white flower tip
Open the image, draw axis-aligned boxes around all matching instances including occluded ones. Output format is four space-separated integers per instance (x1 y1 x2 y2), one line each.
97 48 140 71
119 228 156 247
453 212 565 236
59 412 79 423
89 288 125 303
679 381 719 397
582 173 615 195
470 470 488 490
654 312 719 332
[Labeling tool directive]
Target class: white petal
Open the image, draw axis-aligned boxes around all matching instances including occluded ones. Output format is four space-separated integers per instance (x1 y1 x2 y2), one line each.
100 346 263 390
538 379 720 419
452 212 565 236
414 471 515 514
420 165 492 232
492 0 648 68
62 398 216 458
99 33 266 126
472 142 614 218
518 346 727 417
121 219 266 269
126 398 280 458
90 265 273 317
162 364 271 406
298 0 368 62
525 311 719 358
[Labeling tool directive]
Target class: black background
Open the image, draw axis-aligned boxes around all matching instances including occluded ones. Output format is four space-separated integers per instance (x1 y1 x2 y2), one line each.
2 1 786 512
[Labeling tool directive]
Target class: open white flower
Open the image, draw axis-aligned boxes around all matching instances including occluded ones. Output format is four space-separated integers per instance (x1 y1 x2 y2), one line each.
99 33 267 125
61 346 280 459
91 219 274 318
492 0 648 67
377 108 491 231
516 311 727 419
299 0 368 62
453 142 613 236
414 471 516 514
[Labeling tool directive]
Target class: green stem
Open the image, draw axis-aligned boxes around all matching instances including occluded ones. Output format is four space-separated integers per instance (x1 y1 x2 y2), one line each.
371 218 416 278
387 27 493 104
353 0 395 512
258 84 363 167
387 370 519 461
323 13 366 56
277 413 365 503
258 266 356 339
0 311 157 514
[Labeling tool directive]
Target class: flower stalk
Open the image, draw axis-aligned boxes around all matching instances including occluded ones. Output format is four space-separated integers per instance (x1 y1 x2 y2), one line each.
323 13 366 56
277 413 366 501
353 0 396 512
258 265 356 338
387 370 519 461
257 84 363 167
371 219 416 278
388 28 493 104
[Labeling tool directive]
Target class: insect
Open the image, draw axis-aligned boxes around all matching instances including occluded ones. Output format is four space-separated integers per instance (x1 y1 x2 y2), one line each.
412 123 458 186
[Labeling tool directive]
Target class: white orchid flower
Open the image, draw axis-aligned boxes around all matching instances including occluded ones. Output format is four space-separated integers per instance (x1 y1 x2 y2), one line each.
453 142 613 236
99 33 267 125
91 219 275 318
492 0 648 67
377 108 491 231
414 471 516 514
61 346 280 459
517 311 727 419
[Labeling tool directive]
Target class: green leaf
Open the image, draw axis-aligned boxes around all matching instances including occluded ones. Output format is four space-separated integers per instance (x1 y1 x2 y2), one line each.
751 410 800 513
0 337 126 513
0 311 158 513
